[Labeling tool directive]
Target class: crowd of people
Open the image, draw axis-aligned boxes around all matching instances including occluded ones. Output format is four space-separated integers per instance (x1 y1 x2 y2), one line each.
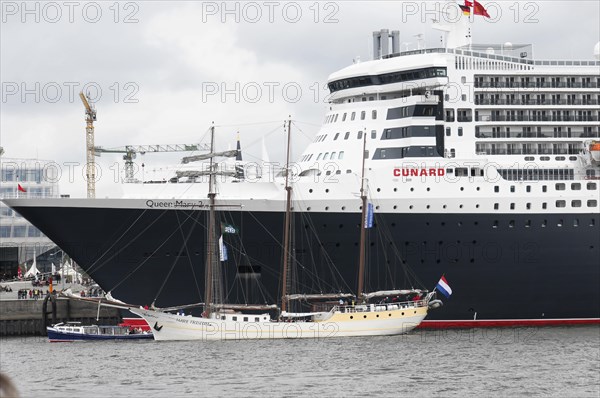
17 288 47 300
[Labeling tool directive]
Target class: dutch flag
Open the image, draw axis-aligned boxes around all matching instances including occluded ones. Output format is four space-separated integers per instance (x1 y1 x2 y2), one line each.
436 276 452 298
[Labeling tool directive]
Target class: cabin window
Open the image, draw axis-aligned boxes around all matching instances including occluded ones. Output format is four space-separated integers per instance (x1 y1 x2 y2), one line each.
572 200 581 208
254 317 260 322
542 202 547 209
587 182 597 190
446 127 451 137
458 127 463 137
344 132 350 140
330 152 337 160
494 203 499 210
334 133 340 140
232 316 237 321
351 112 356 121
588 200 598 207
323 152 330 160
243 317 248 322
571 183 581 190
358 131 363 140
342 113 347 121
494 186 500 193
361 111 366 120
372 110 377 119
555 183 565 191
338 151 345 160
316 153 322 161
371 130 377 139
556 200 566 208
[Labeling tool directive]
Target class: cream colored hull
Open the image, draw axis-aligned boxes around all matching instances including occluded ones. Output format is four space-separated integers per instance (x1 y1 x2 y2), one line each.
131 306 428 341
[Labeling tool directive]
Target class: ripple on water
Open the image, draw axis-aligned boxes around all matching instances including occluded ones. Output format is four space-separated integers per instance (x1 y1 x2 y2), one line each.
0 327 598 397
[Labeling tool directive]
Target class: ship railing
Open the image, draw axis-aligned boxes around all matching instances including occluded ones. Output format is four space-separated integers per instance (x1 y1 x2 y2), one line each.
334 300 427 314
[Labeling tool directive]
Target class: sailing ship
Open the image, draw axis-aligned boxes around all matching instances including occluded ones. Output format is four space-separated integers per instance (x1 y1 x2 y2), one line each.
129 122 433 340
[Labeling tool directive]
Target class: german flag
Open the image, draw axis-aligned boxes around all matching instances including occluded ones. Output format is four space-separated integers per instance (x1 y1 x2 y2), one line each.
459 4 470 15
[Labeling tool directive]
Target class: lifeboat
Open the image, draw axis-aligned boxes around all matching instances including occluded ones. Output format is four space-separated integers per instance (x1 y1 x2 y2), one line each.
590 141 600 162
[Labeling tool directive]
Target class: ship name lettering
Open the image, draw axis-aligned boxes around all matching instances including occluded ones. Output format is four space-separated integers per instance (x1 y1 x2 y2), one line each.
393 168 445 177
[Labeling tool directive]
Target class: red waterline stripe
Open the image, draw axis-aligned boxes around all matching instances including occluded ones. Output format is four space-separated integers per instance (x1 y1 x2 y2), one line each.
418 318 600 328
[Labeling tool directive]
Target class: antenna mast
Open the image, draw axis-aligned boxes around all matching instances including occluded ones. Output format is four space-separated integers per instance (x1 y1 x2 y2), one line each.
357 131 368 299
281 117 293 314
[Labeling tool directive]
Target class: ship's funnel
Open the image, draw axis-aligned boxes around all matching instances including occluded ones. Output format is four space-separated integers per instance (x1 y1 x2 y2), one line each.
372 29 395 59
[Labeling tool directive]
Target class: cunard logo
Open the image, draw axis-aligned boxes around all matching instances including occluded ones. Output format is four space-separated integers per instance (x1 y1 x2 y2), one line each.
393 168 445 177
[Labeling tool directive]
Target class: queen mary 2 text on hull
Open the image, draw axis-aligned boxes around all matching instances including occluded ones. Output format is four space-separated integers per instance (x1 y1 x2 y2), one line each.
145 200 206 209
393 168 446 177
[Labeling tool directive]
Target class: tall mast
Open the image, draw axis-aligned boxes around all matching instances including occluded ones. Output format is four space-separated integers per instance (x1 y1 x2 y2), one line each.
204 124 216 317
357 131 368 299
281 117 293 313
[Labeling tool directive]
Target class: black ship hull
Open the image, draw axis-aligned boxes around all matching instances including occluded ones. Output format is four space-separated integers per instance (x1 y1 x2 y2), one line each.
9 204 600 324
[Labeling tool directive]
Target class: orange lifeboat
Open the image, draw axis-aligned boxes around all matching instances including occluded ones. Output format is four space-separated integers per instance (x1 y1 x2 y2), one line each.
590 141 600 152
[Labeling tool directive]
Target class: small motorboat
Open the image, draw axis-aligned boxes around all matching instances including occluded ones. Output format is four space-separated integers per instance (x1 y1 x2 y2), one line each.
47 322 153 342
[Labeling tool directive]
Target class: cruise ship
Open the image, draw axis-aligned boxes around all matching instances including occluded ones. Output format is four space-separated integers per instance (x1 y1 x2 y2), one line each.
4 16 600 326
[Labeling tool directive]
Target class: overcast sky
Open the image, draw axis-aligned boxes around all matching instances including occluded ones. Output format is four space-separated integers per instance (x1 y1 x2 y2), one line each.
1 0 599 196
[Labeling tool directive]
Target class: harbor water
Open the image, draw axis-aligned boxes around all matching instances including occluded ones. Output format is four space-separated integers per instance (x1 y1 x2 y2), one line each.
1 326 598 397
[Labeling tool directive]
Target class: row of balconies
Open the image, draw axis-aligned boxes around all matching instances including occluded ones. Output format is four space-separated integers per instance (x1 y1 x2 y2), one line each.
475 131 599 139
474 99 599 106
476 115 599 122
474 81 599 89
475 143 583 156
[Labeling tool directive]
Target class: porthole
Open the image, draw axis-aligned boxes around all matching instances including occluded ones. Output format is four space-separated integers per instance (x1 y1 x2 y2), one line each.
325 206 329 210
341 206 346 210
394 188 398 192
363 315 367 319
476 204 480 209
460 187 464 191
350 316 353 319
426 205 430 209
325 189 329 193
377 188 381 192
409 205 413 209
376 315 379 318
393 205 397 210
401 312 404 315
427 188 431 192
410 188 414 192
307 207 311 211
309 189 313 193
443 205 447 209
414 311 416 314
459 205 463 209
476 187 480 191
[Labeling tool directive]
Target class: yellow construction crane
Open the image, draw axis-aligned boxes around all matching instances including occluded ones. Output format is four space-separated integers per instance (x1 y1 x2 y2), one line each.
94 144 210 183
79 92 97 198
